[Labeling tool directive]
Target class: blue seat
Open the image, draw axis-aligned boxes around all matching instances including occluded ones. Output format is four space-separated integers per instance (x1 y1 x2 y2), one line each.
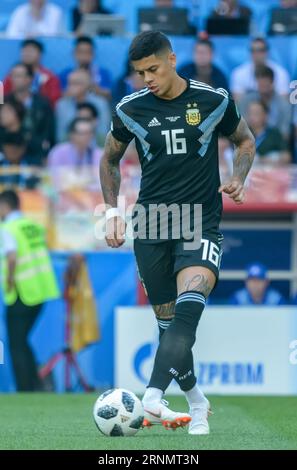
0 14 9 32
0 1 23 14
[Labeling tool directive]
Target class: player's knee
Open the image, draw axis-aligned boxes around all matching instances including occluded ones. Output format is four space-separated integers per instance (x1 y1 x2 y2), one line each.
178 268 216 299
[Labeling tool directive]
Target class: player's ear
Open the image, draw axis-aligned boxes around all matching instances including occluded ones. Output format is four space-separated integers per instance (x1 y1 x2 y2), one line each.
168 52 176 69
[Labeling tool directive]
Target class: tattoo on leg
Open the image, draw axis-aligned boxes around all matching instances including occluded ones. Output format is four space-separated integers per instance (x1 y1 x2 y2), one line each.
152 301 175 320
184 274 212 297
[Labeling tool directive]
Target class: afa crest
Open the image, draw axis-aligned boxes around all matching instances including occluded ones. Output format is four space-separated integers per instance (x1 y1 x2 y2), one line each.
186 103 201 126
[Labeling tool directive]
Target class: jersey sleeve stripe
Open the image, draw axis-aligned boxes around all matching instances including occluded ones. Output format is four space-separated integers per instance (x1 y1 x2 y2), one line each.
116 107 153 161
189 80 229 98
116 88 150 111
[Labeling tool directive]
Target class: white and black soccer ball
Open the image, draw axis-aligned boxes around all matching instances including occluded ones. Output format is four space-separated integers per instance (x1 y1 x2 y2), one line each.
93 388 144 436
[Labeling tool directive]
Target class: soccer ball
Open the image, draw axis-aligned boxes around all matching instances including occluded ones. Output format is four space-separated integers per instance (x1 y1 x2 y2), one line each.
93 388 144 436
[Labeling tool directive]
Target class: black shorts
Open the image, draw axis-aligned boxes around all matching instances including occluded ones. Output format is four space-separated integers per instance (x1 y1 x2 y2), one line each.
134 232 224 305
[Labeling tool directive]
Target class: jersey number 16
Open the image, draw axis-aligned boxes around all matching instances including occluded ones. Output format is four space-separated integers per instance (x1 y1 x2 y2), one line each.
161 129 187 155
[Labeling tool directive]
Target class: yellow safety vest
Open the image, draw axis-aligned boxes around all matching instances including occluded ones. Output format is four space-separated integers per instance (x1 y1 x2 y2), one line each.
1 217 60 306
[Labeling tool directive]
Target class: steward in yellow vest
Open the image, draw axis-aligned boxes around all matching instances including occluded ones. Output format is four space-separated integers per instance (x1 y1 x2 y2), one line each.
0 189 60 391
1 216 59 306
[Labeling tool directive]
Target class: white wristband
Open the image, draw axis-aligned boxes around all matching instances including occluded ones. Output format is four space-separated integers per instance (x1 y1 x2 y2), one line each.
106 207 121 221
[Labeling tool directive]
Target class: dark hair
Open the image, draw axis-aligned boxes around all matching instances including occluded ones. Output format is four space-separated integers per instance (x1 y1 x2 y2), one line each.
2 97 26 123
251 37 268 50
68 117 93 134
196 38 214 50
250 100 269 114
13 62 34 78
0 189 20 209
21 39 44 53
75 35 94 49
77 102 99 119
1 130 26 147
128 31 172 61
255 64 274 82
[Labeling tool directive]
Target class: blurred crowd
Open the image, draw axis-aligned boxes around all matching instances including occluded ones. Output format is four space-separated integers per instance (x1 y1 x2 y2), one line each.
0 0 297 191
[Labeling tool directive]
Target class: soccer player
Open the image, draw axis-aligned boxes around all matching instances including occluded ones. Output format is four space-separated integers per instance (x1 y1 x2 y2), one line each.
100 31 255 434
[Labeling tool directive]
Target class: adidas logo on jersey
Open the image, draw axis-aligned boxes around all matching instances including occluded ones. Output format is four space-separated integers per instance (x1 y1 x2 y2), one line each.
148 117 161 127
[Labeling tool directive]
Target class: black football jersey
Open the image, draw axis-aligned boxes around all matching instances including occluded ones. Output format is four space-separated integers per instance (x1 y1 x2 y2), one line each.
111 78 241 239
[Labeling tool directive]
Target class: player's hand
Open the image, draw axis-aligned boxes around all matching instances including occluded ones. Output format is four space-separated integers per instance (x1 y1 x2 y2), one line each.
218 177 245 205
105 216 126 248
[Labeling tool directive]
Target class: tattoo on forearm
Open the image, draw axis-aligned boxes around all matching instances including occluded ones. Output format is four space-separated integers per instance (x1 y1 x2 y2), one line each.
100 161 121 207
184 274 212 297
229 118 255 184
233 148 254 183
153 301 175 320
99 132 128 206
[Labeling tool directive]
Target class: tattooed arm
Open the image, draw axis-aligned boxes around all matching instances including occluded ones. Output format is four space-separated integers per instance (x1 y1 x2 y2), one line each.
219 117 255 205
100 131 129 207
100 132 129 247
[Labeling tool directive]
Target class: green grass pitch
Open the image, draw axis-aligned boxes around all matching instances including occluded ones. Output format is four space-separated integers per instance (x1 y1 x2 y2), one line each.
0 394 297 450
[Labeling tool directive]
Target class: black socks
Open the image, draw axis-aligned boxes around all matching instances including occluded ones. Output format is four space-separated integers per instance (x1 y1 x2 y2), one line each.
149 291 206 392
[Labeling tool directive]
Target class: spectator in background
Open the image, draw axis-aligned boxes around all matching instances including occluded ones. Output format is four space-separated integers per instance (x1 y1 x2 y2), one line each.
211 0 252 19
56 69 110 143
178 39 229 90
48 117 102 190
59 36 112 101
0 99 38 189
3 40 61 108
76 102 98 126
6 0 64 39
229 263 286 305
8 63 55 166
76 101 106 146
238 65 292 141
0 99 26 152
112 61 145 107
247 101 291 165
72 0 111 32
231 37 290 101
